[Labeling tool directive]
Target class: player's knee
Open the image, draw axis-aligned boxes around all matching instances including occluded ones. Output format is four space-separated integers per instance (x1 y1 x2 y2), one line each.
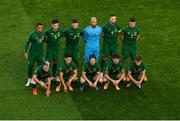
123 76 126 81
31 78 37 84
144 75 148 82
103 77 107 82
73 76 78 81
126 76 130 82
80 76 85 84
99 77 104 83
55 76 60 82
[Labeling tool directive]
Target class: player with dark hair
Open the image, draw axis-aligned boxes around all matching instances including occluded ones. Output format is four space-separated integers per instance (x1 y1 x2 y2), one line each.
24 22 46 87
63 18 83 67
80 54 102 91
126 56 147 88
45 18 63 77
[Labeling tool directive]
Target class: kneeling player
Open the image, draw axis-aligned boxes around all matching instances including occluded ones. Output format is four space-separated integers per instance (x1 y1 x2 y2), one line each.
80 55 102 91
103 54 125 91
126 56 147 88
56 54 78 92
30 61 59 96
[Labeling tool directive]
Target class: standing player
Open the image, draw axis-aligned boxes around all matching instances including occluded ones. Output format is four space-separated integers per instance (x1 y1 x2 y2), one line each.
103 54 125 91
126 56 147 88
30 61 55 96
80 55 102 91
83 17 102 63
63 19 83 67
56 54 78 92
24 22 45 87
45 19 63 77
121 17 140 63
101 14 122 80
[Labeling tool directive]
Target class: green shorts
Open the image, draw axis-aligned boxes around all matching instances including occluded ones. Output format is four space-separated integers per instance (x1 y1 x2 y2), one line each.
37 76 48 83
64 46 79 62
102 42 117 57
46 49 60 63
63 74 73 82
109 72 122 80
122 45 137 61
132 72 142 80
86 75 96 82
28 52 44 66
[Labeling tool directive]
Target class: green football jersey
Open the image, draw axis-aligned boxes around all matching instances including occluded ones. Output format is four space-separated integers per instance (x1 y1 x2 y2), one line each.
83 62 100 76
63 27 83 48
129 61 145 75
58 61 77 77
122 26 140 45
24 31 45 54
105 59 125 75
102 22 122 44
45 27 63 51
34 65 53 79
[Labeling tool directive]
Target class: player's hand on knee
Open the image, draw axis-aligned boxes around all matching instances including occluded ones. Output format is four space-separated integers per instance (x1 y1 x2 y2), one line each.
64 86 68 93
39 81 47 88
89 82 93 87
99 78 103 83
112 80 116 85
66 81 70 86
135 81 139 86
114 80 119 85
93 82 97 88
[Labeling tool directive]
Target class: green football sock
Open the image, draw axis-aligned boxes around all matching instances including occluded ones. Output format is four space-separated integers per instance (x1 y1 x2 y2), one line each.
30 84 36 89
28 65 33 78
52 63 57 77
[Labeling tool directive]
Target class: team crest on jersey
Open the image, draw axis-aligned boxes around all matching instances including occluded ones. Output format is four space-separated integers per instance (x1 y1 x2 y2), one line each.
114 29 117 33
66 69 70 73
57 32 60 37
134 32 137 36
77 33 80 37
116 67 120 70
138 67 142 71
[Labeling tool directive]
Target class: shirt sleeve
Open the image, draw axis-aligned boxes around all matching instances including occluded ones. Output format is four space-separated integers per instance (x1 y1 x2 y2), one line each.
102 24 106 33
80 28 83 36
44 30 48 43
83 63 88 72
83 28 87 43
59 64 64 73
34 66 40 75
48 69 53 77
96 64 100 72
72 62 77 70
62 29 67 37
117 23 122 33
120 63 125 73
137 28 140 35
104 63 110 74
141 62 145 71
121 27 126 35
